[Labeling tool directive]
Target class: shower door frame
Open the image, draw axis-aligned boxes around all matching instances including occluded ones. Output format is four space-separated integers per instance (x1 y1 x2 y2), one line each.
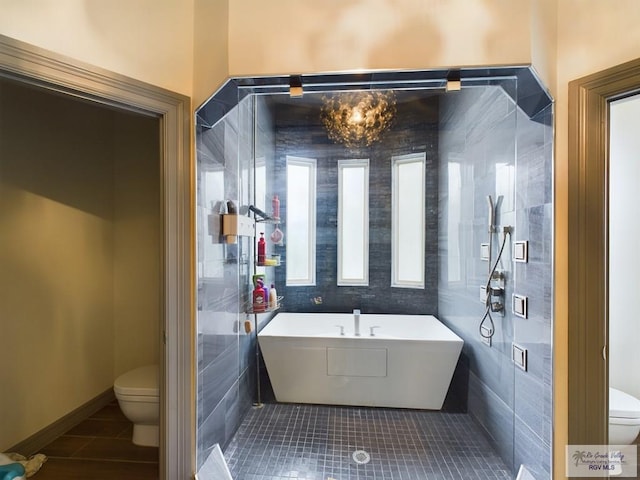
568 57 640 452
0 34 194 480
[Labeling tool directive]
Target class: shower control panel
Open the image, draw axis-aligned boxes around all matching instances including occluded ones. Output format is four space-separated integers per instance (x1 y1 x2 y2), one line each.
480 243 490 261
513 294 528 319
512 343 528 371
480 270 506 315
513 240 529 262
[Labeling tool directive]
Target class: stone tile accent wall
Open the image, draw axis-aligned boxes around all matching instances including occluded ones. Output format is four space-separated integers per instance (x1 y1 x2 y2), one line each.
270 94 440 315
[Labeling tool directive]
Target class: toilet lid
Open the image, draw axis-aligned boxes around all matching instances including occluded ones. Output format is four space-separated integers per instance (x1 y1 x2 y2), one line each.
610 387 640 419
114 365 159 397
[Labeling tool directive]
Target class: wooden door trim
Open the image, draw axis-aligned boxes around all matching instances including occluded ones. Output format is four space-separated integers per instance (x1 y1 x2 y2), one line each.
568 58 640 449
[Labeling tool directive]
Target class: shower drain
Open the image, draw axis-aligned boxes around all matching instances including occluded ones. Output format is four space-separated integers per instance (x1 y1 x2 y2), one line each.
352 450 371 465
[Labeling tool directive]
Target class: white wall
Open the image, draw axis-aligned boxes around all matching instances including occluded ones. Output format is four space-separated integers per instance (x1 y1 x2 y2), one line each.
609 94 640 400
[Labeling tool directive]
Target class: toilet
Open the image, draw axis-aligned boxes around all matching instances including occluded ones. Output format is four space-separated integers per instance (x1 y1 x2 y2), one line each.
114 365 159 447
609 387 640 445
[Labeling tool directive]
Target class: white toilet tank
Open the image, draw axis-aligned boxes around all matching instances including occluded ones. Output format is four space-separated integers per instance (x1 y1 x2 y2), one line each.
114 365 159 399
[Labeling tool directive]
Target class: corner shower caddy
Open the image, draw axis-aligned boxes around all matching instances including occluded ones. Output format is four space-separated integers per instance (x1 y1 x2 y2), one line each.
220 208 283 407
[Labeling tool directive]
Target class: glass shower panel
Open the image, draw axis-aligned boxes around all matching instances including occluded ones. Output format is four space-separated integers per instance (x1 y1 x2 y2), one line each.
437 80 518 476
195 92 256 469
511 89 554 478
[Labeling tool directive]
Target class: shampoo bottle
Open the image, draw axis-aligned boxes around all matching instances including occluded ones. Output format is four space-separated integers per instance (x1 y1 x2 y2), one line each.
269 284 277 309
252 283 266 312
272 195 280 220
258 279 269 306
257 233 266 265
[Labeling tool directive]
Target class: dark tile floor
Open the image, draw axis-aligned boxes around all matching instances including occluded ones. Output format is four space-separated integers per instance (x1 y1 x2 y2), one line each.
35 401 159 479
224 403 512 480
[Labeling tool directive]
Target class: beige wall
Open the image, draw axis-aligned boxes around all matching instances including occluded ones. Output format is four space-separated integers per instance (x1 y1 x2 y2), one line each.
0 0 195 96
0 80 115 450
530 0 557 95
193 0 229 109
228 0 533 77
0 80 160 450
0 0 231 106
113 113 161 377
554 2 640 477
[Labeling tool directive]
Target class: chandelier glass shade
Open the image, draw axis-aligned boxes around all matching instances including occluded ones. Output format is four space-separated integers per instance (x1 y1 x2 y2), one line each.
320 90 396 148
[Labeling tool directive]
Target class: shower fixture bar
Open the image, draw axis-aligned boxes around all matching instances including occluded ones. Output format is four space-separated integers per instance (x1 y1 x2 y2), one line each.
236 72 519 91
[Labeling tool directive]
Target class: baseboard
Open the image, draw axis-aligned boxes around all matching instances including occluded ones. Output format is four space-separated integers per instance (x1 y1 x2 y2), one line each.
9 388 115 455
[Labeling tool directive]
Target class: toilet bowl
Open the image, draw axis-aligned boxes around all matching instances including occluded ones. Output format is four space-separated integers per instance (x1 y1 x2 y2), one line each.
609 387 640 445
114 365 159 447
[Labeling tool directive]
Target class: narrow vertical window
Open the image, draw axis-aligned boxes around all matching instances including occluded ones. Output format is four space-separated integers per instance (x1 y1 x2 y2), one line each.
392 153 426 288
338 159 369 286
286 156 316 286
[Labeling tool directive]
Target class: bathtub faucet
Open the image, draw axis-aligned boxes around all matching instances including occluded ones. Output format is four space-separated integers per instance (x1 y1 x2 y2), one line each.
353 309 361 336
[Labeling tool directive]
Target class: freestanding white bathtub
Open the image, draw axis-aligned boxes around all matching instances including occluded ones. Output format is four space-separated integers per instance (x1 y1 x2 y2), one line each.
258 312 463 410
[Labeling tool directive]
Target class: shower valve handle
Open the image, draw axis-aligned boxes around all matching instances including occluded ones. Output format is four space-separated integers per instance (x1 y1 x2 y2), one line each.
489 287 504 297
490 302 504 313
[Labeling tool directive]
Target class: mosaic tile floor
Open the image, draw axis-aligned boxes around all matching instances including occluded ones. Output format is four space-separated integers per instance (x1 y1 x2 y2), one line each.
224 403 511 480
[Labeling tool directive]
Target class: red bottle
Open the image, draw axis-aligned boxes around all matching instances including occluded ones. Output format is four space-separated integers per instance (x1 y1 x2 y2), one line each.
257 232 266 266
252 284 266 312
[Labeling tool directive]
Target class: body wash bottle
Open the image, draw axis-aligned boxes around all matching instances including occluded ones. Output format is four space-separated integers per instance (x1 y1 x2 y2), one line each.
269 284 277 309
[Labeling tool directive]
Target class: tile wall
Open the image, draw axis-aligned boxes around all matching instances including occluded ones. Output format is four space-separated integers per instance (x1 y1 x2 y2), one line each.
196 95 276 468
271 93 439 315
437 85 553 477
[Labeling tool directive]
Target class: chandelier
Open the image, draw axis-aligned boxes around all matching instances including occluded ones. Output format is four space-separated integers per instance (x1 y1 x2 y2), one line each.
320 90 396 148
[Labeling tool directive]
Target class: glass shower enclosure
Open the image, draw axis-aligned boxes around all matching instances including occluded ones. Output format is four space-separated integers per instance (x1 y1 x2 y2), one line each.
195 67 553 479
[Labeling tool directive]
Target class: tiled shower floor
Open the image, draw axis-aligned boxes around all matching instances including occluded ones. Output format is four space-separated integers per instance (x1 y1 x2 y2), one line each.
224 403 511 480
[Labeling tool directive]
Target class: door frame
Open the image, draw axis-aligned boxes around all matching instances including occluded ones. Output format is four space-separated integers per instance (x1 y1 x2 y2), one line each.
568 58 640 448
0 35 193 479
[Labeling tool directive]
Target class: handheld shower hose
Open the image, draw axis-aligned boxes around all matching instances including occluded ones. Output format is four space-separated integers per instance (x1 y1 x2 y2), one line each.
479 228 511 339
479 195 510 340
